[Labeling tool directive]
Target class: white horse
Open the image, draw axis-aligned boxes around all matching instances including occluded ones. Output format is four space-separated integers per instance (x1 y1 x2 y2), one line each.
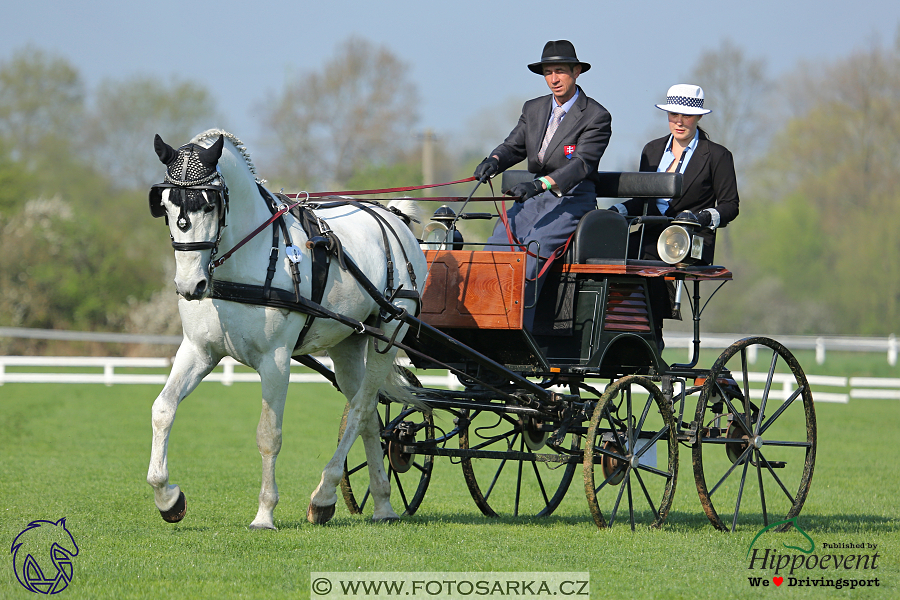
146 129 427 529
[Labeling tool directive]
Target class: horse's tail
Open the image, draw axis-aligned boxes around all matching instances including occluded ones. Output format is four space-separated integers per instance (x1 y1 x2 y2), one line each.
386 198 427 239
379 362 431 414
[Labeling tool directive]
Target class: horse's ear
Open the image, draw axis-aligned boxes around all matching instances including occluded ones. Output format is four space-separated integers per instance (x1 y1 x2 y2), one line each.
154 134 178 165
198 135 224 169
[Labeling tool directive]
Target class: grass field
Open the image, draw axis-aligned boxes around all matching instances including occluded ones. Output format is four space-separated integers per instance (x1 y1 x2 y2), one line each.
1 373 898 599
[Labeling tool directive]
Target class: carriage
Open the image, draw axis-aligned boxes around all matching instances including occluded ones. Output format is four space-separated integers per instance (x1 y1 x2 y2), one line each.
334 170 817 532
148 131 815 532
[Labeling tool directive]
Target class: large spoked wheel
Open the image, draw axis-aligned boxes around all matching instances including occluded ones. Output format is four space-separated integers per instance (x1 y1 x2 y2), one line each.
583 376 678 529
459 408 580 517
339 370 435 517
693 337 816 532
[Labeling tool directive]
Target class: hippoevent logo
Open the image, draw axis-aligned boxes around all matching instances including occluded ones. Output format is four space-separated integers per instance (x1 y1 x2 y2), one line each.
746 518 880 591
10 518 79 594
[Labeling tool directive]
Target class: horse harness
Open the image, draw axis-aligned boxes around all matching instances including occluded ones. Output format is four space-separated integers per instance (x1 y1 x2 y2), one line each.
150 146 420 351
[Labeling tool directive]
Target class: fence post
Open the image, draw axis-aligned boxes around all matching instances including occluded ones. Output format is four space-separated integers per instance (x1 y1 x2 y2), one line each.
816 337 825 365
104 363 114 386
889 334 897 367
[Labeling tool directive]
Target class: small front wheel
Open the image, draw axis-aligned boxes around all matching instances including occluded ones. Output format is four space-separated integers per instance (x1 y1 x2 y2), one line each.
340 370 435 517
583 375 678 530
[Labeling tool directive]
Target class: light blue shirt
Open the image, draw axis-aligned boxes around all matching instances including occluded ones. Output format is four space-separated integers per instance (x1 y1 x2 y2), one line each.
655 129 699 214
547 88 580 127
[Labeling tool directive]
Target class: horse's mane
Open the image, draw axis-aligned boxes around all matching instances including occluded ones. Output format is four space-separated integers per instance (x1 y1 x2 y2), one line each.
190 129 259 179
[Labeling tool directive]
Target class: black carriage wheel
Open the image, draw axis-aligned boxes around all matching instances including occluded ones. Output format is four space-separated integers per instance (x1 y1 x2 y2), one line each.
692 337 816 532
583 375 678 530
459 408 580 518
339 369 434 517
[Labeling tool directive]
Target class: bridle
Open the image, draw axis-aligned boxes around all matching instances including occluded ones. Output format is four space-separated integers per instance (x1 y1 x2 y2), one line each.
149 145 230 259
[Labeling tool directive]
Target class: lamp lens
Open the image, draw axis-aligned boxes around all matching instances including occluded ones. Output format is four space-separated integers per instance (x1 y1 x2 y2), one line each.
422 222 450 251
658 226 690 264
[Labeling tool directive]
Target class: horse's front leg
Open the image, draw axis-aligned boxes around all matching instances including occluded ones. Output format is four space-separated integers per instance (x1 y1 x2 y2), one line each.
147 342 219 522
249 351 292 530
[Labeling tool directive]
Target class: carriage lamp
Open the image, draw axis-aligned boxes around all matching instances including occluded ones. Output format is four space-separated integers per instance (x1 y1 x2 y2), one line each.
421 205 464 251
657 211 704 265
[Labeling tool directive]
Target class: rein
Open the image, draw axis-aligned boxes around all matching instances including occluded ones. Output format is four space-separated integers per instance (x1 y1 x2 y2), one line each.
210 193 307 270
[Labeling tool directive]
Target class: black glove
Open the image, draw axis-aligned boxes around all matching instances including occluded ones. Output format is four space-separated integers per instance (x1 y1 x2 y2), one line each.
695 210 712 228
507 180 543 203
473 157 500 183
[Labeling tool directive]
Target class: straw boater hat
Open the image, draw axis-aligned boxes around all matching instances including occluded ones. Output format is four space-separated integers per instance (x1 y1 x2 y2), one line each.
528 40 591 74
655 84 711 115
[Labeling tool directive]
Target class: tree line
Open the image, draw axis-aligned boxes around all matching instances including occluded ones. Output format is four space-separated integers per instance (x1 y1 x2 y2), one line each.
0 33 898 354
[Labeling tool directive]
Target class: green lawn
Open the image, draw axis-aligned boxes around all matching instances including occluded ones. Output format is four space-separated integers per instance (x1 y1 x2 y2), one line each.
1 379 897 599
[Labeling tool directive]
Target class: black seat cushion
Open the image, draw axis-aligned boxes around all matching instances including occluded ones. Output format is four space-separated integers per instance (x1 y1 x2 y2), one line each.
568 210 628 264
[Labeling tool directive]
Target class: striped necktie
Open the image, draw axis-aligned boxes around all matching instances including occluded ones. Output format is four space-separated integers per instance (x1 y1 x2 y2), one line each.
538 105 566 163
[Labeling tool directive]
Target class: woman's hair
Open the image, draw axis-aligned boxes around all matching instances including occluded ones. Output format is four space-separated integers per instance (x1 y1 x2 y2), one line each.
698 126 711 141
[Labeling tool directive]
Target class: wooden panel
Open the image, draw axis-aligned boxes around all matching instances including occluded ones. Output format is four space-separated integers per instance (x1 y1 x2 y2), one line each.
420 250 525 329
555 263 733 280
604 282 651 333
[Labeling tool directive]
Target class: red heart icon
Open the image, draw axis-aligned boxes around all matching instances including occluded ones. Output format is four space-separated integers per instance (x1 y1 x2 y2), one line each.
773 577 783 586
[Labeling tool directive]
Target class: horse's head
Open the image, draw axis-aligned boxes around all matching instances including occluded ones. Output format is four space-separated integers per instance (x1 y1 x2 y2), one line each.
150 134 227 300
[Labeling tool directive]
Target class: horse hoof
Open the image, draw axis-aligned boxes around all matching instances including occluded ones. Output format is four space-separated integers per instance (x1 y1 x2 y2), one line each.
373 516 401 524
160 491 186 523
249 523 276 531
307 502 336 525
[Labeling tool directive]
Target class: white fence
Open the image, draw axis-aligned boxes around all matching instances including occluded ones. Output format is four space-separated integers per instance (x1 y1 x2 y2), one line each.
2 355 899 404
2 327 899 365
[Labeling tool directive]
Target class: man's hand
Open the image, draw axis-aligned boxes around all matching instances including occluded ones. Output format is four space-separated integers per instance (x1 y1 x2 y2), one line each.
507 180 543 203
473 157 500 183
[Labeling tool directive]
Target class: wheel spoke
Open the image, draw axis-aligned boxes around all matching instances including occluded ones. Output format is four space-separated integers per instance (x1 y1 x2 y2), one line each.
741 348 752 434
393 467 411 510
759 386 804 436
755 449 768 527
634 393 654 444
636 462 675 479
634 426 669 460
359 487 370 511
595 464 626 495
633 468 660 521
626 388 634 453
530 458 551 508
730 458 751 532
709 443 753 497
719 388 753 436
346 461 368 477
602 406 627 457
627 475 635 532
608 467 630 527
469 430 517 452
514 436 524 517
758 448 798 504
484 459 508 502
755 351 779 435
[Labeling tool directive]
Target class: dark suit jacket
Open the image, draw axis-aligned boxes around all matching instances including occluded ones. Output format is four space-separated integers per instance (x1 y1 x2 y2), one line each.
620 134 739 264
490 86 612 195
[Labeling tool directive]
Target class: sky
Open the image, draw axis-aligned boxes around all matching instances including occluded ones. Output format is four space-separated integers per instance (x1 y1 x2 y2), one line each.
1 1 898 174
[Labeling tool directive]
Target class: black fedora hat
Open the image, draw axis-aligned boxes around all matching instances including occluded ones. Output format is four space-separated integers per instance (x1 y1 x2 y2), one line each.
528 40 591 74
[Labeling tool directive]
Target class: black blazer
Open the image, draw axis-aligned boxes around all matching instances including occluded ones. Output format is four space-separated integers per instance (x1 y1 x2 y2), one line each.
620 134 739 264
490 86 612 195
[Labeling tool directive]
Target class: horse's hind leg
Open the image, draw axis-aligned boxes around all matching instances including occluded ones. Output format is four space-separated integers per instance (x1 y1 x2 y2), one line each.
147 343 219 522
249 351 291 530
308 336 399 524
